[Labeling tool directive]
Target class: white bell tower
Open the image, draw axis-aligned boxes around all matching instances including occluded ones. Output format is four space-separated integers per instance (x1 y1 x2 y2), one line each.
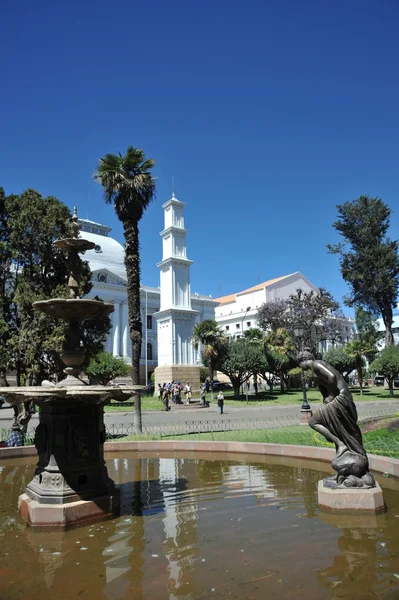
154 194 200 391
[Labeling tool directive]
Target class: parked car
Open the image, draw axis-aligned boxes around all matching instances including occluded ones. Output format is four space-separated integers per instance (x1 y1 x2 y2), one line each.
0 395 4 408
394 379 399 388
373 376 385 386
211 381 233 391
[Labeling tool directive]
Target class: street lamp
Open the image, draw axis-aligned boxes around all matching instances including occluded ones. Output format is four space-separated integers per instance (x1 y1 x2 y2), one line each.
241 306 251 404
293 326 312 416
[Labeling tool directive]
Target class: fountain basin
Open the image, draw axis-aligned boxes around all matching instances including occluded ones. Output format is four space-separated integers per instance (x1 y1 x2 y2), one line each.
33 298 114 320
1 448 399 599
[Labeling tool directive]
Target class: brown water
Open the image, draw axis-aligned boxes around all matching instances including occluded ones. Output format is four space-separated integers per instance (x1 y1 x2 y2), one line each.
1 452 399 600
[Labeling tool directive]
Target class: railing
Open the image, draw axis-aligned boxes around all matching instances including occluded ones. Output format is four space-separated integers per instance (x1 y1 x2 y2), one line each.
1 407 398 459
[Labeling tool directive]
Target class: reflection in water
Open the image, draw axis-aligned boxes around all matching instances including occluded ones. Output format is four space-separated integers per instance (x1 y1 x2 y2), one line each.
1 454 399 599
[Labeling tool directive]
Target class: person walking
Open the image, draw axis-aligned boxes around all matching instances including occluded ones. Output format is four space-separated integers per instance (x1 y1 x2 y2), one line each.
184 382 192 405
217 391 224 415
200 382 207 407
162 384 171 411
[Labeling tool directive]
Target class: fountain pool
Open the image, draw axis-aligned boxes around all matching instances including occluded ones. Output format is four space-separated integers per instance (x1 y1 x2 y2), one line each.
1 451 399 599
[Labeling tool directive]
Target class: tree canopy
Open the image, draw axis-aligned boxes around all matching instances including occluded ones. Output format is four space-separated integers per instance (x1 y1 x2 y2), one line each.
328 195 399 347
370 346 399 397
0 187 110 386
85 352 129 385
257 288 350 355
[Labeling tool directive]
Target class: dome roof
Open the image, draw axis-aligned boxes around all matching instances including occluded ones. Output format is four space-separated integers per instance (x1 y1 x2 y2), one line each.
79 228 127 282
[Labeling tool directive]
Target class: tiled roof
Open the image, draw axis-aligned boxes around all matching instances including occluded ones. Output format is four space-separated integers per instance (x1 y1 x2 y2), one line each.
236 273 295 296
214 273 296 304
213 293 236 305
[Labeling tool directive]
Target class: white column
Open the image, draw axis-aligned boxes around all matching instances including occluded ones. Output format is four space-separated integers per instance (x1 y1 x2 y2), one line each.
122 303 129 357
113 303 121 356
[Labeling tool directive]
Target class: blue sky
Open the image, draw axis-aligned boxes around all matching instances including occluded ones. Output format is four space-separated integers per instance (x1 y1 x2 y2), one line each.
2 0 399 314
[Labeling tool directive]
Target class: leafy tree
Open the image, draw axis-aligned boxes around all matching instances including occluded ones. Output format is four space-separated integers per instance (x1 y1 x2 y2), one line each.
257 288 350 356
94 146 156 433
323 346 356 380
85 352 130 385
217 337 267 399
328 196 399 347
199 367 208 383
369 346 399 397
0 187 12 385
264 328 296 391
192 320 226 400
257 299 290 332
2 189 110 385
341 307 382 394
243 328 266 395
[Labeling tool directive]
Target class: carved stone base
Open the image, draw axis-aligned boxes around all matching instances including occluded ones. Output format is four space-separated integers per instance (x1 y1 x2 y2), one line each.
18 491 120 528
300 409 313 425
318 480 385 513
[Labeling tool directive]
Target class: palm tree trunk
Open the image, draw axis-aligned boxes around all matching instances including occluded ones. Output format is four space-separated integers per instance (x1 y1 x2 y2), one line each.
123 220 142 434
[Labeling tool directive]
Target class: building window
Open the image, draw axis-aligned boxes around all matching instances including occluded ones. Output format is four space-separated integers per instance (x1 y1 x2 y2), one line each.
94 244 102 253
247 321 251 328
147 315 153 329
226 325 229 331
236 324 240 329
147 343 153 360
98 272 107 283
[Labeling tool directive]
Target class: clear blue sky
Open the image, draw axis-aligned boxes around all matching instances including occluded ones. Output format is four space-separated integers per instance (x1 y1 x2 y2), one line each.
2 0 399 314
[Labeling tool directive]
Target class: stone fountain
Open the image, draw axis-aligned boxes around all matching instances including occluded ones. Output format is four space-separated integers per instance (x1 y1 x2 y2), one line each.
0 209 141 528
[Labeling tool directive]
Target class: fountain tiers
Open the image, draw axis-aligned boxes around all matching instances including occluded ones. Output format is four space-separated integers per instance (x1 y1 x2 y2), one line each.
1 385 142 527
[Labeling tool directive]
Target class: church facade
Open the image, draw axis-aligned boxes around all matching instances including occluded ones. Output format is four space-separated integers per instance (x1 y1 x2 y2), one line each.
79 195 216 384
80 194 350 385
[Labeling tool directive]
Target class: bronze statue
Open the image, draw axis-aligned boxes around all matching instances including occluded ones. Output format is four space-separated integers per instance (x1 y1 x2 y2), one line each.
299 351 375 489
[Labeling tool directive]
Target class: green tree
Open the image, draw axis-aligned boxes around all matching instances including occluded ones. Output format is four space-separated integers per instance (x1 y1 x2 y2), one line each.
243 328 266 395
85 351 130 385
192 320 226 400
217 337 267 399
343 307 382 395
264 327 296 391
257 288 349 356
323 346 356 379
328 196 399 347
2 189 110 385
94 146 156 433
369 346 399 397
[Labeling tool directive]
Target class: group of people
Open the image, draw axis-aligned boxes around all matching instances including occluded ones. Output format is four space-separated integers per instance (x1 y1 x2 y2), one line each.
157 381 192 411
156 380 225 413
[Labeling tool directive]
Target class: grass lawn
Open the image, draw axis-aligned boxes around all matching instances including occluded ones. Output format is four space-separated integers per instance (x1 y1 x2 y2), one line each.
117 416 399 458
104 386 399 412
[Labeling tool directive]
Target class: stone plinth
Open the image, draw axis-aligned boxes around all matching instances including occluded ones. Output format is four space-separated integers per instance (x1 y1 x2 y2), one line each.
318 479 385 513
154 365 201 395
19 491 119 528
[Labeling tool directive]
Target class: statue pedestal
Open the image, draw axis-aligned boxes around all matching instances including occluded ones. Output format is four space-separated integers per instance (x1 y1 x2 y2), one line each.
318 479 385 513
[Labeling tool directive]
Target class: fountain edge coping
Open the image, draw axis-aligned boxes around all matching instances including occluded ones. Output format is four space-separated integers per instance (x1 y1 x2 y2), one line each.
1 441 398 478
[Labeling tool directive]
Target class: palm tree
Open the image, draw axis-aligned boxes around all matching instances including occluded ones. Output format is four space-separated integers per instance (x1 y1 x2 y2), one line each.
94 146 156 433
192 320 226 401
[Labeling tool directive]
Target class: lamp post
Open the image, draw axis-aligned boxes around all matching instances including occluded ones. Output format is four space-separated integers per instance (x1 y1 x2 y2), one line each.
241 306 251 404
293 326 312 423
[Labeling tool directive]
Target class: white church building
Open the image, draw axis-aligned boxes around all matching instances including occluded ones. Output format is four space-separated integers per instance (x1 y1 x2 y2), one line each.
80 194 343 386
79 194 216 386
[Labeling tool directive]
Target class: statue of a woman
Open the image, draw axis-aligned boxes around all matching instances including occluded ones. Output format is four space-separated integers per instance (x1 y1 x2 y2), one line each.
299 350 375 489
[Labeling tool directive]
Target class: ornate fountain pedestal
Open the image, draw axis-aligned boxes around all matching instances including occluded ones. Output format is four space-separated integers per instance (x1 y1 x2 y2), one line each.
0 209 145 528
3 386 141 528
